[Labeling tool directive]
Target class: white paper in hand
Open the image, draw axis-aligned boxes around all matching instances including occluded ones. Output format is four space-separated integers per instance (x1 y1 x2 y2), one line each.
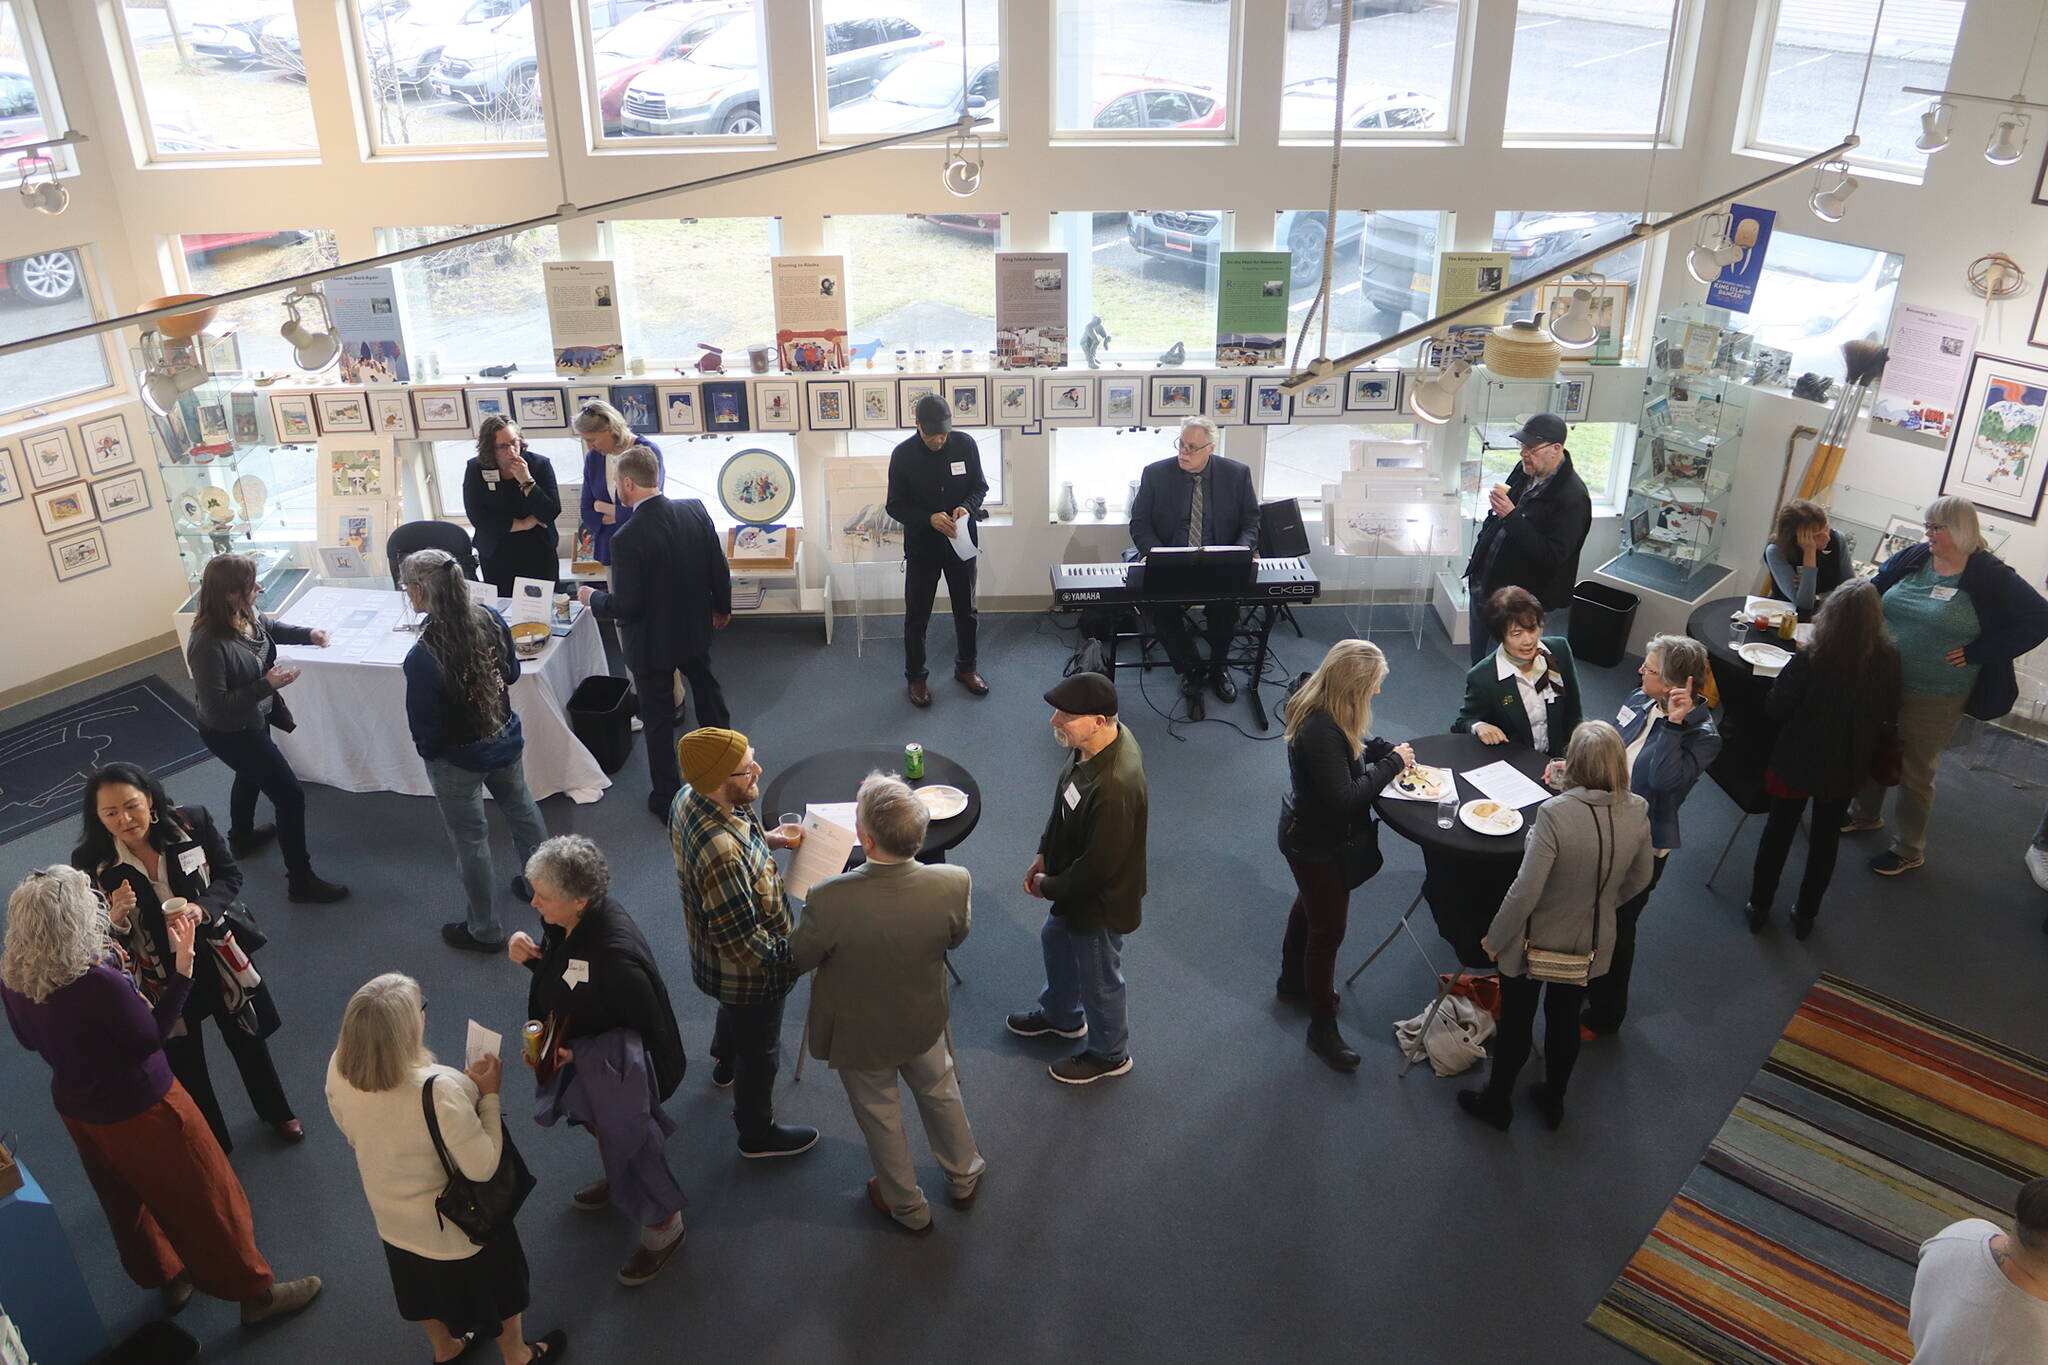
949 515 978 562
786 805 859 901
465 1020 502 1068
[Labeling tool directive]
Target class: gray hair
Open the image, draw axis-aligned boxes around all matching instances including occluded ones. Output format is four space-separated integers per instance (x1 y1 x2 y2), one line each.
574 399 634 451
526 834 609 908
335 973 431 1093
1563 720 1630 796
1 866 110 1003
1179 415 1220 445
856 771 928 861
1924 495 1986 555
1646 634 1710 697
400 547 510 735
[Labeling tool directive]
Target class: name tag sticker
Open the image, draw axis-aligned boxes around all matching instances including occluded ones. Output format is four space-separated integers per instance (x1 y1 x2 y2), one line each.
481 470 501 488
178 847 206 876
1929 586 1957 602
1616 705 1638 727
563 959 590 988
950 461 967 475
1063 782 1081 810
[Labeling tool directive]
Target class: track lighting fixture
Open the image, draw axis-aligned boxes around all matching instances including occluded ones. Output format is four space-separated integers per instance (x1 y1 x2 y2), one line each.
1914 102 1952 153
1407 357 1471 425
1808 162 1858 223
279 289 340 373
1545 286 1601 350
1986 109 2030 165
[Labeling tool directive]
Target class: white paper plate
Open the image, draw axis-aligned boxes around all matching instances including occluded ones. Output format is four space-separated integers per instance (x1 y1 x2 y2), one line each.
1458 800 1524 836
1388 764 1453 801
916 784 968 819
1737 642 1792 674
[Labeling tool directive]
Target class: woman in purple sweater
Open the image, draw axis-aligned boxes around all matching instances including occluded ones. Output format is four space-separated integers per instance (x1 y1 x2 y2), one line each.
1 866 320 1327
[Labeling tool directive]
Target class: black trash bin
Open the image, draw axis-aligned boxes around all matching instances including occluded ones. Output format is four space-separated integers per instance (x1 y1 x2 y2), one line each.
567 676 636 774
1568 580 1639 669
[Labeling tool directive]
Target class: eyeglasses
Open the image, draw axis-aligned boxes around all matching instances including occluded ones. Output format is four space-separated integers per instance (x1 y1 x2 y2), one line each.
1175 440 1213 454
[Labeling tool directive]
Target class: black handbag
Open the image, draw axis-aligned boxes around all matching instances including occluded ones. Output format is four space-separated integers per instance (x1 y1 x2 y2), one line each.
421 1075 537 1247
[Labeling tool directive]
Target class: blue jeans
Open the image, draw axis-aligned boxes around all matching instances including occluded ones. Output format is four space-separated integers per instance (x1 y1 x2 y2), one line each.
424 756 548 943
1036 915 1128 1060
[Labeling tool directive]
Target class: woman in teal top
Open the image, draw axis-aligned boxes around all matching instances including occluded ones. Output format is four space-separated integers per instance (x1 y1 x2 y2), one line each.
1452 585 1583 757
1845 497 2048 875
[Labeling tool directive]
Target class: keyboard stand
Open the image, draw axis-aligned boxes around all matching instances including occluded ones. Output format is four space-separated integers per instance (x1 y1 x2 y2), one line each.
1107 602 1283 732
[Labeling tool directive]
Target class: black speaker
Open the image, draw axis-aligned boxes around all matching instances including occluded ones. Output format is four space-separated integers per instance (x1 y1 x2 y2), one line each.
1259 498 1310 558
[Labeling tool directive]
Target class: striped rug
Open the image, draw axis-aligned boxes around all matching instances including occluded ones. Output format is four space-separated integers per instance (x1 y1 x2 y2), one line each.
1588 973 2048 1364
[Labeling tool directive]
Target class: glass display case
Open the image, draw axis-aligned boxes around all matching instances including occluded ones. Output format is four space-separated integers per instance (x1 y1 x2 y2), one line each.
1449 369 1585 606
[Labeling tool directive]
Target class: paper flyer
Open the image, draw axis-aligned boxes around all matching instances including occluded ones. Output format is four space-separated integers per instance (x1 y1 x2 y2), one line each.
994 253 1069 368
543 260 626 377
465 1020 502 1068
785 804 858 901
1215 252 1291 367
325 268 411 384
1703 203 1775 314
1435 252 1511 324
772 256 849 371
1868 303 1976 450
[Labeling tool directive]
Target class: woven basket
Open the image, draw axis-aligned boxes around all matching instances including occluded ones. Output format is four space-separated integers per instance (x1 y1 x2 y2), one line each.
1483 322 1562 380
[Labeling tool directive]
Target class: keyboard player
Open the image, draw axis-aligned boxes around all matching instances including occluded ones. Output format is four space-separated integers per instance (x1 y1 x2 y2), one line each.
1129 418 1260 721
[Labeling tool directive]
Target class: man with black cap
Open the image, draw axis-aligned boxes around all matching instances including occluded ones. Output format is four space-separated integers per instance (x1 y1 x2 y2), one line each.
1462 411 1592 664
1007 670 1147 1085
886 394 989 708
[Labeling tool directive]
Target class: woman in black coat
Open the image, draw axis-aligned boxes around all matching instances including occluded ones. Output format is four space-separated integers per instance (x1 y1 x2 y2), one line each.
1278 639 1415 1073
463 416 562 596
1746 581 1900 938
72 762 298 1151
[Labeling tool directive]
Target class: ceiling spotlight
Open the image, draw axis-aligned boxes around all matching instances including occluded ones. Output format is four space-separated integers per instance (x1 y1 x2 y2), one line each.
15 161 67 215
1987 109 2030 166
1915 102 1952 153
941 121 983 198
1545 288 1601 350
279 289 340 372
1408 357 1472 425
1808 162 1858 223
1684 211 1738 285
137 331 209 416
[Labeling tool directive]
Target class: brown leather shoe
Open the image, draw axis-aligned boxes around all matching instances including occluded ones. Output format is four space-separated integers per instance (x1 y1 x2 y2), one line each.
908 680 933 708
954 670 990 696
273 1119 305 1143
572 1178 610 1210
868 1178 934 1235
618 1224 685 1286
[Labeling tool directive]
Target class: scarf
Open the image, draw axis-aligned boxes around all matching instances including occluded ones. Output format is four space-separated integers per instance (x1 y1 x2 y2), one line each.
1511 644 1567 705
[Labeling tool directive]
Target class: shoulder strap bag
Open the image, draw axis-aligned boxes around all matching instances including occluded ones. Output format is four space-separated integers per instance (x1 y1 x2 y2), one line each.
421 1074 537 1247
1523 802 1613 987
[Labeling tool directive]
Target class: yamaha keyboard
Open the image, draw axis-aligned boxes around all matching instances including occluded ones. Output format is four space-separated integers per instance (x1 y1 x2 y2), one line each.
1050 557 1321 609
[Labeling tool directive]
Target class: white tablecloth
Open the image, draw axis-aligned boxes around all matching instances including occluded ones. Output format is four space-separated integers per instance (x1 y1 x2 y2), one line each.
271 587 611 804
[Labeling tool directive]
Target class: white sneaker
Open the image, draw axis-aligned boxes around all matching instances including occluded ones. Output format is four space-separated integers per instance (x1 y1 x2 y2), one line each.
2027 844 2048 892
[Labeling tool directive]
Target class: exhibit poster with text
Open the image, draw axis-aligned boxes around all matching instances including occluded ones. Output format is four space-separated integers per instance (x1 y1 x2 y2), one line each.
543 261 625 377
1435 252 1511 324
326 268 411 384
1215 253 1291 366
1704 203 1775 314
1869 303 1978 449
995 253 1069 367
772 256 849 370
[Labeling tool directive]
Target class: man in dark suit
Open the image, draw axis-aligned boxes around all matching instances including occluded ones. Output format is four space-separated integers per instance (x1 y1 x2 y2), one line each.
1462 412 1593 664
1129 417 1259 721
577 446 732 816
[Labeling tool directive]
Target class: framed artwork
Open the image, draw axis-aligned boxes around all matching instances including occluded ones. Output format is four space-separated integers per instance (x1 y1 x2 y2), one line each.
325 500 385 556
657 383 702 434
0 445 19 505
1146 375 1205 424
48 526 109 582
853 379 897 430
195 402 231 446
230 392 263 445
702 380 751 432
33 482 96 536
25 427 79 488
1871 513 1926 567
753 379 801 432
1938 352 2048 521
1293 378 1343 416
326 443 391 498
607 383 657 434
568 385 609 417
467 387 513 431
370 392 416 438
1536 280 1630 363
79 414 135 476
897 377 941 418
1100 378 1141 424
314 390 372 434
1207 377 1247 425
992 377 1033 427
92 469 151 522
1345 370 1400 413
2035 138 2048 208
718 447 796 524
1556 370 1593 420
945 377 988 427
2029 273 2048 352
411 387 469 432
806 380 851 431
1247 375 1292 425
1040 376 1097 422
511 387 567 431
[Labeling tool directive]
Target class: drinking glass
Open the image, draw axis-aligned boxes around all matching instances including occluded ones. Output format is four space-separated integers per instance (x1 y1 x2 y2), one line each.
1436 792 1458 830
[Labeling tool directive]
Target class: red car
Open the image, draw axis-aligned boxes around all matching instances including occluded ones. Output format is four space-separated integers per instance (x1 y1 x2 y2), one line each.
595 2 750 133
2 231 312 307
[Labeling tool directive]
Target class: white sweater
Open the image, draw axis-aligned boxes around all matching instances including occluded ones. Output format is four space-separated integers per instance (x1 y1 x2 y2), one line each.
326 1057 505 1260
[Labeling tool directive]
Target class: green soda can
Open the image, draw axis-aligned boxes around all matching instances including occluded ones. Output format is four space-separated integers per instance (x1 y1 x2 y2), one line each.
903 743 925 781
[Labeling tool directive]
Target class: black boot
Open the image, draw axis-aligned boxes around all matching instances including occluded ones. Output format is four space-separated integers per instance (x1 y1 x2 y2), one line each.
1456 1088 1511 1131
1275 974 1308 1002
288 872 350 904
1791 907 1817 940
1306 1020 1360 1073
1744 901 1769 933
1528 1082 1565 1131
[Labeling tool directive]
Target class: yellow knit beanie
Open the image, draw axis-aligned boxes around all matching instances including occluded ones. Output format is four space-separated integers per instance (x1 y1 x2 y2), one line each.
677 727 749 798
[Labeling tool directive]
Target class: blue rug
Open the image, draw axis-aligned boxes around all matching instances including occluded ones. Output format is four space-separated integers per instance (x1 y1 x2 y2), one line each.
0 677 210 845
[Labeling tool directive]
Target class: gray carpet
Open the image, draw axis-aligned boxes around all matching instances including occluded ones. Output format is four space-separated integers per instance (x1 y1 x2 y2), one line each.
2 605 2043 1365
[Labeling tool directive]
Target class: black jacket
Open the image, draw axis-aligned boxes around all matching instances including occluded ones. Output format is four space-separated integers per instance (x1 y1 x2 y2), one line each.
588 494 733 673
1129 455 1260 555
187 613 316 732
1765 647 1901 801
463 452 561 561
1464 452 1593 612
885 432 988 561
1872 543 2048 720
1279 709 1403 860
1036 726 1147 935
523 897 686 1102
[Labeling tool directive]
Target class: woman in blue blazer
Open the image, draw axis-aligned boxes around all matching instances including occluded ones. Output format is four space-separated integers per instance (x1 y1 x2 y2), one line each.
1453 586 1583 757
574 401 664 567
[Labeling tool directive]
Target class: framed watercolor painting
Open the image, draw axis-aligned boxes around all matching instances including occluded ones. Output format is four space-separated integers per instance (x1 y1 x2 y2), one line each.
701 380 751 432
945 377 988 427
510 387 568 432
805 380 851 431
1040 377 1097 422
49 526 109 582
1146 375 1205 424
314 390 373 434
853 379 897 430
24 427 79 488
1247 375 1291 425
753 379 801 432
0 445 20 505
80 414 135 476
370 391 417 438
992 377 1033 427
1292 378 1343 416
467 387 513 431
1100 378 1141 425
657 383 703 434
1938 352 2048 521
1207 377 1247 425
1344 370 1400 413
92 469 151 522
33 482 96 536
411 387 469 432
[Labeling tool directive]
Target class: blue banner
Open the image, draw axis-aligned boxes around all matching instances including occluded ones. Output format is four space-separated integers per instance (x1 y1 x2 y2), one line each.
1704 204 1775 314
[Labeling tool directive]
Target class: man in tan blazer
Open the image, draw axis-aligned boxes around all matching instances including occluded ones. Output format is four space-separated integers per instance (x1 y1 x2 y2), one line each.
790 772 985 1234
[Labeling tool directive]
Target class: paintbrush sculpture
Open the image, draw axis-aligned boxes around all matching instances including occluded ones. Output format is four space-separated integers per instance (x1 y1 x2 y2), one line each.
1795 338 1890 501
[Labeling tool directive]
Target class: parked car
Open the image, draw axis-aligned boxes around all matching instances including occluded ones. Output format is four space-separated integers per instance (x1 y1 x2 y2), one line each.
0 60 45 150
1494 210 1638 288
1278 77 1442 133
262 0 469 86
1 232 311 309
434 0 667 112
595 2 750 133
1126 205 1350 288
1087 76 1226 131
1356 208 1440 325
1740 234 1901 379
830 43 998 134
621 13 940 136
185 3 292 67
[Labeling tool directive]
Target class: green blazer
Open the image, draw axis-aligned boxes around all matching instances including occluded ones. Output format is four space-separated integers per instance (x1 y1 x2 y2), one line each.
1451 635 1583 757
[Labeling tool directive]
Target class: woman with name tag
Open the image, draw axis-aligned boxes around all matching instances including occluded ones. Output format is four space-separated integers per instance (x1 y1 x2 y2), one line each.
1843 497 2048 877
72 762 302 1151
1452 586 1583 757
465 416 563 597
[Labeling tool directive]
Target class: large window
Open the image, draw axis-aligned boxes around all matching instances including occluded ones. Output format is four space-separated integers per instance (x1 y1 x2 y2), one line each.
1 1 63 161
829 214 1000 359
1053 0 1232 135
178 231 341 376
1264 422 1421 505
431 436 586 521
1285 209 1444 368
1732 231 1901 383
609 217 779 364
381 225 561 371
664 433 798 529
0 245 113 418
1472 422 1633 509
847 428 1004 507
1053 427 1223 522
116 0 318 155
1748 0 1964 170
350 0 553 150
1057 210 1225 364
1280 2 1457 137
1490 210 1644 342
1506 2 1688 140
817 1 996 139
611 2 773 140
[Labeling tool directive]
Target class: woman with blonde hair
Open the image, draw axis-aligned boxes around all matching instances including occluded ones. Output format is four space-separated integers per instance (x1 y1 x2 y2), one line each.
574 401 663 566
1276 639 1415 1071
1459 721 1654 1132
327 973 564 1364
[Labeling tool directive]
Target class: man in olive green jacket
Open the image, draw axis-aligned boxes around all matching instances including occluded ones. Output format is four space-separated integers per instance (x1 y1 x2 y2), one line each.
1006 671 1148 1086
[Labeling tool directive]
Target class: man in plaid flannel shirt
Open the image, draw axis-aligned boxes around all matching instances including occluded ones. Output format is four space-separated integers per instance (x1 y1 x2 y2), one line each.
671 726 818 1159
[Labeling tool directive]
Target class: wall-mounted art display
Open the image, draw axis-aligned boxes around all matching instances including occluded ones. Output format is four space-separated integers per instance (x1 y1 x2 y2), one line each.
1100 377 1140 424
467 387 512 430
92 469 151 522
24 427 78 488
1345 370 1400 413
772 256 849 370
1041 377 1097 422
370 391 416 438
607 383 657 433
995 253 1069 367
897 377 941 419
1248 375 1291 425
754 380 800 432
314 390 372 434
1293 378 1343 416
945 377 987 427
992 377 1033 427
79 414 135 476
33 482 95 536
1208 377 1246 425
411 387 469 432
806 380 850 431
718 447 796 525
701 380 751 432
853 379 897 430
1556 370 1592 420
511 387 567 431
0 446 20 505
1143 375 1203 426
544 260 626 377
49 526 108 582
656 384 701 434
1938 352 2048 522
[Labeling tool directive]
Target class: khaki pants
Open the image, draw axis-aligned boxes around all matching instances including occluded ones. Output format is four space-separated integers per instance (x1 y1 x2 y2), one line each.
837 1038 986 1230
1849 689 1967 863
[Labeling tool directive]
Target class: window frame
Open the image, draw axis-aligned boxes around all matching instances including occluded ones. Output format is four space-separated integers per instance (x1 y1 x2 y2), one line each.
841 428 1009 513
0 243 125 426
1501 0 1700 147
374 223 566 373
592 1 775 150
1048 0 1241 143
1276 0 1474 145
106 0 320 164
812 0 1006 147
1737 0 1945 177
349 0 549 157
2 0 77 176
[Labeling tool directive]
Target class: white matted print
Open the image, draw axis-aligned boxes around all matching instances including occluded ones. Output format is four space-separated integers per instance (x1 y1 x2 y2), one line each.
314 390 373 434
1556 370 1592 420
1293 378 1343 416
1345 370 1401 413
992 377 1033 427
34 482 96 536
412 387 469 432
1041 377 1097 422
806 380 851 431
853 379 898 430
370 392 417 438
269 393 318 443
1207 377 1247 425
753 380 801 432
49 526 109 582
511 387 567 432
944 377 987 427
92 469 151 522
1146 375 1205 424
325 441 391 498
1248 375 1292 425
80 414 135 476
1939 353 2048 521
658 384 703 434
0 446 20 505
897 377 941 420
1100 378 1141 424
24 427 78 488
466 388 512 431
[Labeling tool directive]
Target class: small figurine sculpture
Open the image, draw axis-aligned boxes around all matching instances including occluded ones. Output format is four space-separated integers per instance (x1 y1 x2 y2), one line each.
848 338 884 365
1156 341 1185 368
694 343 725 375
478 362 518 379
1081 315 1111 369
